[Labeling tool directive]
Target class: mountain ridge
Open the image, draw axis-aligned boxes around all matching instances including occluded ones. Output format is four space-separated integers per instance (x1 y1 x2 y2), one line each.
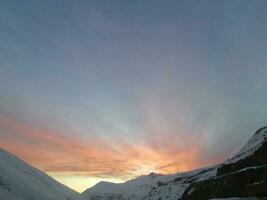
0 126 267 200
0 148 82 200
82 127 267 200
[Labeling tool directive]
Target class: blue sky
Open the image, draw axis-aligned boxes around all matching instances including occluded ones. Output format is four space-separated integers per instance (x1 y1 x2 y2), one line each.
1 0 267 192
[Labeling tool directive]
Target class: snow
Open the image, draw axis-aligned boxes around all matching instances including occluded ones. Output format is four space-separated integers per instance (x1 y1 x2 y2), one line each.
225 127 267 164
82 127 267 200
1 126 266 200
0 188 25 200
0 148 82 200
82 166 218 200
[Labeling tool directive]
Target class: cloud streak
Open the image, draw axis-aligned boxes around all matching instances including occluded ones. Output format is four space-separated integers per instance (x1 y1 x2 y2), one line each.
0 112 214 181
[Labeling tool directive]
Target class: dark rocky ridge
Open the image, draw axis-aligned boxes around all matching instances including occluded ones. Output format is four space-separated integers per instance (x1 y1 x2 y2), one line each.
82 127 267 200
182 127 267 200
218 127 267 176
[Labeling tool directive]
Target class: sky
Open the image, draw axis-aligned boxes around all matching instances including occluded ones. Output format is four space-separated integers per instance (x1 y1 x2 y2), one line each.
1 0 267 193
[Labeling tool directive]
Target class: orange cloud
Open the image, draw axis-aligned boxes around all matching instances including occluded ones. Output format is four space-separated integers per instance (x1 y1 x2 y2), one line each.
0 112 215 181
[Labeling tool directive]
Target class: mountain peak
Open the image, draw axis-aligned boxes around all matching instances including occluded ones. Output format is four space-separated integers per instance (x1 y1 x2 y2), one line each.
226 126 267 164
148 172 161 178
254 126 267 136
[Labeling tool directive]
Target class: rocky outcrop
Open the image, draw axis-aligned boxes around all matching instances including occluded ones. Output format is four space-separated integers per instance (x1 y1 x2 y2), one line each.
82 127 267 200
182 165 267 200
218 127 267 176
181 127 267 200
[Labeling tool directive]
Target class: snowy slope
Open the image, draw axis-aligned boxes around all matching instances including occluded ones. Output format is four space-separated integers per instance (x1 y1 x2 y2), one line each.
82 167 217 200
83 127 267 200
0 126 264 200
0 148 81 200
0 188 25 200
226 126 267 164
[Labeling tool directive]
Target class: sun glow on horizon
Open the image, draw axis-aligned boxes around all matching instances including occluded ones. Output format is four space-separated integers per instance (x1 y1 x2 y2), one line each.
1 0 267 194
0 113 221 192
49 173 124 193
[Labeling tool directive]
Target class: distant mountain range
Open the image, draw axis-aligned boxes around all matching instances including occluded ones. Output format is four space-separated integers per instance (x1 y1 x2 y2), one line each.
1 127 267 200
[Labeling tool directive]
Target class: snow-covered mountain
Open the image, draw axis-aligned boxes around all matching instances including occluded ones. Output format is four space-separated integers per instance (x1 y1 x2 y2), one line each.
0 148 82 200
82 166 217 200
82 127 267 200
183 126 267 199
225 126 267 164
0 126 266 200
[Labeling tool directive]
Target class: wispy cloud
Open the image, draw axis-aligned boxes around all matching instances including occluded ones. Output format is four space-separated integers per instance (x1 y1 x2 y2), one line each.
0 112 214 180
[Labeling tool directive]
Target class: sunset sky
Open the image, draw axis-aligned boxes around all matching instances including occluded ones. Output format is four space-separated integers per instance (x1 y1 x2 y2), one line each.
1 0 267 193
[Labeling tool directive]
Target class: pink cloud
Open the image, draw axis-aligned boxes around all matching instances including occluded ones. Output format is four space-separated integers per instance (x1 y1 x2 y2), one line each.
0 113 217 180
